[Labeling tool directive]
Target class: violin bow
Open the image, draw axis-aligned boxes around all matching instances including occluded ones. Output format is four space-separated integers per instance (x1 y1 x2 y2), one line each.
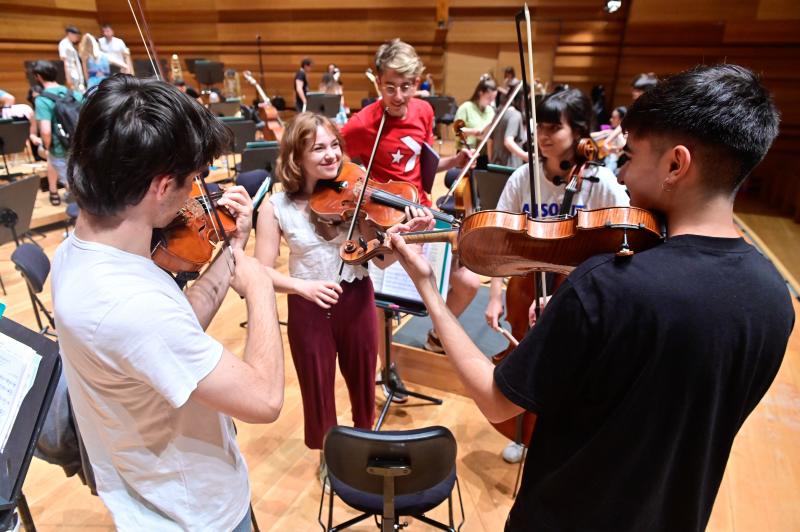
334 107 389 282
515 3 550 319
128 0 234 267
440 81 522 206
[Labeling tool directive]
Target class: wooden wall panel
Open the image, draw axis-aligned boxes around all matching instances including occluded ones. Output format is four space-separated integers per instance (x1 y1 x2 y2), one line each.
619 0 800 220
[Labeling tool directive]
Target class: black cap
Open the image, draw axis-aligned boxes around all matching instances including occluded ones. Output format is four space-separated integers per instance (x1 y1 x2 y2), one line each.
65 25 81 35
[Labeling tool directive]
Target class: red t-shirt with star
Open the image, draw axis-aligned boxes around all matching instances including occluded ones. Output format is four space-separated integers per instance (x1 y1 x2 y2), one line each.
341 98 436 206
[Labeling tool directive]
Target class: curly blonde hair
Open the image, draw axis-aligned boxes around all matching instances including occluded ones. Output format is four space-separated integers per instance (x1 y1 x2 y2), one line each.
374 38 424 78
275 112 344 196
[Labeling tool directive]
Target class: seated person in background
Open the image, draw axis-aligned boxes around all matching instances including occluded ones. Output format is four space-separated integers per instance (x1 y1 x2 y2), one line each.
490 88 528 168
602 105 628 174
486 86 629 464
0 89 44 162
496 66 520 107
390 63 793 532
416 72 434 97
0 89 15 107
53 74 284 531
31 60 84 205
631 72 658 101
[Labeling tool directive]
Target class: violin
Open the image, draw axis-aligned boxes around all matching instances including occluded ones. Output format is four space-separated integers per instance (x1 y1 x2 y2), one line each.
151 181 236 273
242 70 283 142
450 120 476 218
309 162 457 231
340 206 664 276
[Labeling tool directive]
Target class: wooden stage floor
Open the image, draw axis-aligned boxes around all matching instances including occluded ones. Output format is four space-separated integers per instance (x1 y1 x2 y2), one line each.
3 178 799 530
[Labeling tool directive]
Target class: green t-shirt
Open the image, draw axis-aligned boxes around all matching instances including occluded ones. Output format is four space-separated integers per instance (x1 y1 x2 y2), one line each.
455 101 495 150
34 85 83 158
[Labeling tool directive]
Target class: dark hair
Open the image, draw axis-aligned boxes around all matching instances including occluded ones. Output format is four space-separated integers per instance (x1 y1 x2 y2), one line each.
101 23 112 29
536 88 593 138
65 25 81 35
301 58 313 68
631 72 658 92
27 85 43 106
623 64 779 193
613 105 627 119
32 60 58 83
504 66 515 78
68 75 232 217
469 75 497 105
173 80 187 88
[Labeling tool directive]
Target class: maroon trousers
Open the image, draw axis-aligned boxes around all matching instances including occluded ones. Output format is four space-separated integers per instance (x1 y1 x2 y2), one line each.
287 277 377 449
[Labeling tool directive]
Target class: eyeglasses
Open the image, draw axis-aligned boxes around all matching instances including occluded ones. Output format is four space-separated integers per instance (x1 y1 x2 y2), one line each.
381 83 415 96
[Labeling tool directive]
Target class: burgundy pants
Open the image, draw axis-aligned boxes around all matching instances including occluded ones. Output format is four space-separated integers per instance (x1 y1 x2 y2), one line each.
287 276 378 449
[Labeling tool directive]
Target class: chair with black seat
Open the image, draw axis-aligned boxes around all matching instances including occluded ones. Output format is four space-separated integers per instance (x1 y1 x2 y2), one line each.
319 425 464 532
473 163 515 211
11 243 55 335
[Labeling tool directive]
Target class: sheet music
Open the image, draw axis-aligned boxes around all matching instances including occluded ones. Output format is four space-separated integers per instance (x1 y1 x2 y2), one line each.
0 332 41 453
369 241 452 303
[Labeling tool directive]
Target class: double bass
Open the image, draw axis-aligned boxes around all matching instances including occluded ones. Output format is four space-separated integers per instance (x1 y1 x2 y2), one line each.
242 70 284 141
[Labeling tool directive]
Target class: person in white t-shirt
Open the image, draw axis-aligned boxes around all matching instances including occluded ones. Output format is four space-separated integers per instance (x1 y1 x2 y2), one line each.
484 88 629 465
98 23 133 74
51 75 284 531
58 26 85 92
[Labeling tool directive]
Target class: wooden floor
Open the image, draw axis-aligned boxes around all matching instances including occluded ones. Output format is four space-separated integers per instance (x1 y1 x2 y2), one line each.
5 177 800 530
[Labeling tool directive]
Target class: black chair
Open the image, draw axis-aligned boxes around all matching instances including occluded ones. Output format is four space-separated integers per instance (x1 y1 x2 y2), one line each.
422 96 457 143
11 243 55 335
473 164 515 211
319 426 464 532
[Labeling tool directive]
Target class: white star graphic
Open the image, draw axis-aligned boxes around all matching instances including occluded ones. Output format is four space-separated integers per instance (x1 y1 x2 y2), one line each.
390 149 403 164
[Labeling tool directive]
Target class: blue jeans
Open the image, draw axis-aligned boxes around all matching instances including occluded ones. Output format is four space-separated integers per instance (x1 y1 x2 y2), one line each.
232 507 252 532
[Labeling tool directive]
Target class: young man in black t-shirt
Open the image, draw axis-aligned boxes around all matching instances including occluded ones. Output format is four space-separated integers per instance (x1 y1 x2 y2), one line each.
294 57 312 112
390 64 795 531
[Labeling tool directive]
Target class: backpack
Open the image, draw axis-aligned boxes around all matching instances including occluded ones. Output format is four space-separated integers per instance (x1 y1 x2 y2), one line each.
38 90 82 149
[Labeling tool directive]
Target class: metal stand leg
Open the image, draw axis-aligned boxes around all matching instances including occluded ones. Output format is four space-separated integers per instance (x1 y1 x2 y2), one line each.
374 308 442 431
17 492 36 532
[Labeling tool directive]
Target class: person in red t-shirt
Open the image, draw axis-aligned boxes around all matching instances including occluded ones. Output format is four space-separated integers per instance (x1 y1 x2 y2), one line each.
341 39 481 401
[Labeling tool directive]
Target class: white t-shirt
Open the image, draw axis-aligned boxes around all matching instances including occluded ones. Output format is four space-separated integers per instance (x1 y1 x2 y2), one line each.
58 37 85 90
496 161 630 216
270 191 368 283
98 36 127 65
52 235 250 531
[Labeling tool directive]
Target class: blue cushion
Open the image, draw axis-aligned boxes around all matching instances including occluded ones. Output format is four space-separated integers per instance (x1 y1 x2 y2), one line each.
328 467 456 517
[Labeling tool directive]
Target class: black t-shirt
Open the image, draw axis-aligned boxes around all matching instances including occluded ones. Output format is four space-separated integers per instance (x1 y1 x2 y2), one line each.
495 234 794 532
295 69 308 110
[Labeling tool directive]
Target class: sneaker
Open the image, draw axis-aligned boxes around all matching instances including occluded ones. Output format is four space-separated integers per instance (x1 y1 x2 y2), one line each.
319 459 331 495
424 329 446 354
502 441 525 464
381 364 408 404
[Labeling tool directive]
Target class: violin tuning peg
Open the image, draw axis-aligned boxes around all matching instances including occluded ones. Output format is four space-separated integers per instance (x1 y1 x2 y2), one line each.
376 231 385 244
358 236 368 250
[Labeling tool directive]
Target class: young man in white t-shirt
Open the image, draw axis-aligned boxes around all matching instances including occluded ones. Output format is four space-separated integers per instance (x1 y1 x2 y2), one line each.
58 26 85 92
98 23 132 73
52 75 284 531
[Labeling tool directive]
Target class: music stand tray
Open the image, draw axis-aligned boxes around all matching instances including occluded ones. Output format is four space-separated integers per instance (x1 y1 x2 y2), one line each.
194 61 224 88
0 318 62 531
133 58 168 79
208 101 241 117
0 176 40 247
0 119 31 182
305 92 339 117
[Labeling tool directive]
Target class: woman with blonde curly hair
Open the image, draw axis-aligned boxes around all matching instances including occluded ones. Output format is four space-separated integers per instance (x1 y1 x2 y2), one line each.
254 112 431 488
78 33 128 88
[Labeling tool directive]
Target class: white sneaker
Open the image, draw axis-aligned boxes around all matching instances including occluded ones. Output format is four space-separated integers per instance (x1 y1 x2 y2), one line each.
502 442 525 464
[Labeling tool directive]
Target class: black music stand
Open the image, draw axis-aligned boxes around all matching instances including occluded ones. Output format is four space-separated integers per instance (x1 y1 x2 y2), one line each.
0 119 30 182
133 58 168 79
374 298 442 431
208 101 241 117
0 176 40 251
305 92 340 118
194 61 224 90
184 57 206 74
0 318 62 532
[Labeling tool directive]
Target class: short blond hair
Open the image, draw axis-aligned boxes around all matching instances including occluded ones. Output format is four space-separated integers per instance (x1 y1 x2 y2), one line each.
375 38 424 78
275 112 344 196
